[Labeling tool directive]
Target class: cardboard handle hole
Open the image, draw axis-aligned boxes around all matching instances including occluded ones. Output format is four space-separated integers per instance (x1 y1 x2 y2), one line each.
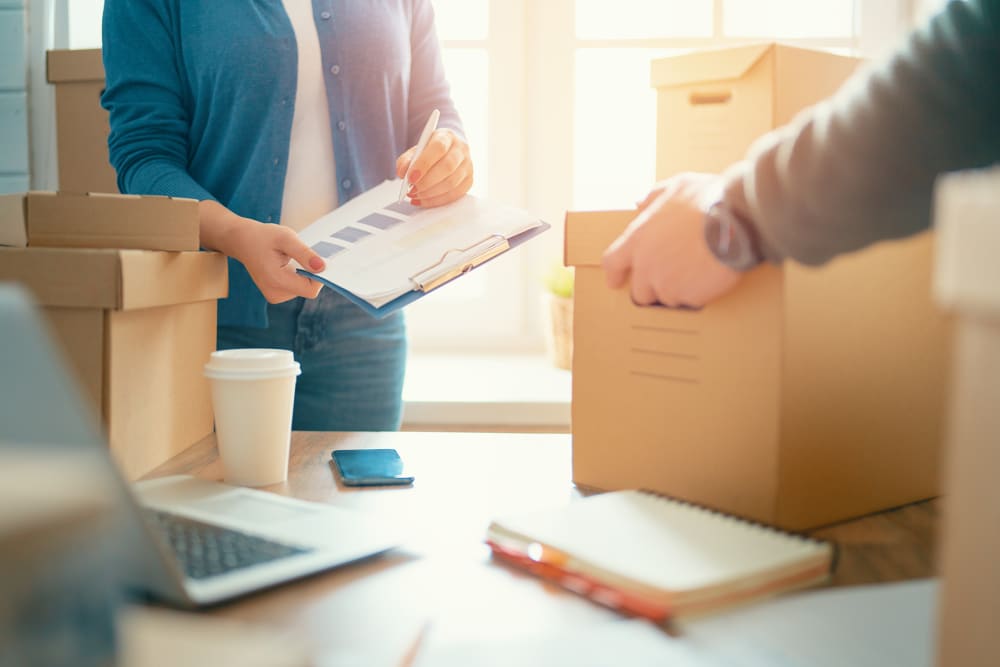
689 91 732 106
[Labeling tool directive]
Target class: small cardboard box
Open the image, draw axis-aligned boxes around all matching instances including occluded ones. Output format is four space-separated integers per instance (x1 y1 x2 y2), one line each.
932 168 1000 667
652 43 860 178
566 212 951 530
0 191 199 251
0 248 228 479
46 49 117 194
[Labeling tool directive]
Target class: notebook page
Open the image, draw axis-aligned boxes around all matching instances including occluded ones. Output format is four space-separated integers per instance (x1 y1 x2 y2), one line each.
489 490 828 594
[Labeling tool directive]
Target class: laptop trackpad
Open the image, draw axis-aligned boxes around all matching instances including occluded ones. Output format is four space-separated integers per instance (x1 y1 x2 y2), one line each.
188 492 320 525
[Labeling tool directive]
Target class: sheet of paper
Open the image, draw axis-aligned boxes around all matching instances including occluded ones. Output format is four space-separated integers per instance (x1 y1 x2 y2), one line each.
678 579 937 667
412 580 936 667
297 180 542 307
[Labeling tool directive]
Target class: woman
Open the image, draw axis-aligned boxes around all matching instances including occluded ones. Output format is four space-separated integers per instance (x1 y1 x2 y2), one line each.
102 1 473 430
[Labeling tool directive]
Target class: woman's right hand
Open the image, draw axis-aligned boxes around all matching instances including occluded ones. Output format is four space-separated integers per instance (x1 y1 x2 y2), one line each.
199 201 326 304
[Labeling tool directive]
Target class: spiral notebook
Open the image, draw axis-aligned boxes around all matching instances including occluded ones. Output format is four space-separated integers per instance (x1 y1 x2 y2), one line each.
486 490 833 623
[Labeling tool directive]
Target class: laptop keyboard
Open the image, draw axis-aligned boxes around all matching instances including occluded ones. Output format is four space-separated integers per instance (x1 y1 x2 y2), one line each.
147 510 314 580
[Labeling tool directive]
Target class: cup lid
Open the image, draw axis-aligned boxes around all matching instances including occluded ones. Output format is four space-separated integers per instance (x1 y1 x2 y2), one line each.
204 349 301 380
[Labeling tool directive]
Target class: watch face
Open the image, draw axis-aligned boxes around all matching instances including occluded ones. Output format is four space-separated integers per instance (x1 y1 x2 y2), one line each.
704 204 759 271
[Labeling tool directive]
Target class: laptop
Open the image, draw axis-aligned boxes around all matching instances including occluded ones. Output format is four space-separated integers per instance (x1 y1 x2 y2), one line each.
0 284 403 607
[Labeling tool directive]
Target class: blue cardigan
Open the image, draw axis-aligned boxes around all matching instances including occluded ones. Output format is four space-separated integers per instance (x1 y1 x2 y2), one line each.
102 0 464 328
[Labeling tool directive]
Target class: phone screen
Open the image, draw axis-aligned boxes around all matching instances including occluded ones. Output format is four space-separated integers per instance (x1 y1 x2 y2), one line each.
331 448 414 487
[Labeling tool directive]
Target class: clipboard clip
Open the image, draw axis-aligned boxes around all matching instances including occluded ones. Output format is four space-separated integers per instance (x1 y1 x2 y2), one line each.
409 234 510 293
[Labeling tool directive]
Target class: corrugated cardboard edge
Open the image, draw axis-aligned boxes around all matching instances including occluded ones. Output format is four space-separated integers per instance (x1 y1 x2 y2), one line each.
47 48 105 83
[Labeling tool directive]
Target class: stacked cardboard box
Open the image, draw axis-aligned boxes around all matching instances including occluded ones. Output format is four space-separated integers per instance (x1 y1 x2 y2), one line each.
47 49 116 194
567 44 952 530
0 50 227 480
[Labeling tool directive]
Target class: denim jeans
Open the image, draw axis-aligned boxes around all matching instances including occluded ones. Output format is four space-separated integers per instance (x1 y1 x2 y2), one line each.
216 288 407 431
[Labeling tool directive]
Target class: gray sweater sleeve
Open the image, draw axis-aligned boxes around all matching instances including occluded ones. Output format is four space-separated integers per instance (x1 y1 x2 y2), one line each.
722 0 1000 266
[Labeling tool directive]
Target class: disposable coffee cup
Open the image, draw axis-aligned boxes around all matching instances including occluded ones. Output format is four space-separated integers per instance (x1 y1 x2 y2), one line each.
203 349 301 487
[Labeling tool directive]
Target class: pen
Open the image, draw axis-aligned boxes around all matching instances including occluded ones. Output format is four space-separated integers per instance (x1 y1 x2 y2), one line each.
395 621 431 667
399 108 440 202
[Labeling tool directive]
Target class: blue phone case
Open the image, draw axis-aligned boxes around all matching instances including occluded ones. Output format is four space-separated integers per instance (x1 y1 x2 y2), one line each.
331 448 414 487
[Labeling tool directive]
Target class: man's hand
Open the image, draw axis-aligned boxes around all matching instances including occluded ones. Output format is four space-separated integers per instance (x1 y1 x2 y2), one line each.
396 129 473 208
602 173 743 308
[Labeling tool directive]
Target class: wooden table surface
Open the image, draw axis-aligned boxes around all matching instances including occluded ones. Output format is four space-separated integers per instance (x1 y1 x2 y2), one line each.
147 431 938 663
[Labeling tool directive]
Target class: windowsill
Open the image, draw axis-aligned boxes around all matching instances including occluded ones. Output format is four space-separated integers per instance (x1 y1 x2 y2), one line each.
401 353 571 429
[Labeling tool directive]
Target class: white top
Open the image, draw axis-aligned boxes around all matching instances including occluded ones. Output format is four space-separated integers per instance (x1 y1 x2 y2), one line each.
279 0 338 232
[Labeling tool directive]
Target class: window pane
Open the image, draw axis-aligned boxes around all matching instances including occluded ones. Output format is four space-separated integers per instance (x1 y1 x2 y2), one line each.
69 0 105 49
723 0 856 38
441 49 488 198
432 0 489 41
574 49 680 210
576 0 713 39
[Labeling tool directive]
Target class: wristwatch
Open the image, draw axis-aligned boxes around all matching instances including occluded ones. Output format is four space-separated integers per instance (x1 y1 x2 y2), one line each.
703 200 765 272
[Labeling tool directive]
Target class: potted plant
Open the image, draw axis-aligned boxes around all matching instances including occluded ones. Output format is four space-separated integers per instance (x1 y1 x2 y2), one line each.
543 264 574 370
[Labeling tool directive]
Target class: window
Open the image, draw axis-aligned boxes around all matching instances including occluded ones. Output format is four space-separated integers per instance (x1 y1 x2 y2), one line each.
68 0 104 49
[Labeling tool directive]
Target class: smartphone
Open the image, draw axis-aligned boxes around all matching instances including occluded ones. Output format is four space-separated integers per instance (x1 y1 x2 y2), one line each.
330 448 414 487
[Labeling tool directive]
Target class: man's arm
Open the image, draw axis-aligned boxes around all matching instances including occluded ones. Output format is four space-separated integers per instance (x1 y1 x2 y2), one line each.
604 0 1000 307
728 0 1000 266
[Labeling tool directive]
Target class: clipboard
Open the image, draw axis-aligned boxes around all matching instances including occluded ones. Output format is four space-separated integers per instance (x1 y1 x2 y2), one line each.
299 221 550 318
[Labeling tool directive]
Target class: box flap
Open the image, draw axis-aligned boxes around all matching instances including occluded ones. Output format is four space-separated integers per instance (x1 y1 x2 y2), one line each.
0 248 228 310
47 49 105 83
24 192 200 252
933 168 1000 316
650 43 773 89
118 251 228 310
0 194 28 247
564 210 634 268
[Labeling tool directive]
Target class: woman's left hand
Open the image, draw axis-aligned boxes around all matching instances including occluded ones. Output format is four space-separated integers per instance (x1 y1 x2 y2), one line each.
395 129 473 208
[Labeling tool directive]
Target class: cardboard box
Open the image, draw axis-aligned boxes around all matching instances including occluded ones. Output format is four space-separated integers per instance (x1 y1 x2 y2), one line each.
566 212 951 530
0 248 228 479
563 42 948 530
651 43 860 178
932 168 1000 667
0 191 199 251
46 49 117 194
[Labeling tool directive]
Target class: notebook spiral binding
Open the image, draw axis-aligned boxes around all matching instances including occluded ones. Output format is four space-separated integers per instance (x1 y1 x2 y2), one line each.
635 488 839 573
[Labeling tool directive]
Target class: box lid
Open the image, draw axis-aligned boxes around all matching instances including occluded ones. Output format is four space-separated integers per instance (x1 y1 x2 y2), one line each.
47 49 105 83
934 168 1000 317
651 43 772 89
19 191 200 252
564 210 634 268
0 248 228 310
